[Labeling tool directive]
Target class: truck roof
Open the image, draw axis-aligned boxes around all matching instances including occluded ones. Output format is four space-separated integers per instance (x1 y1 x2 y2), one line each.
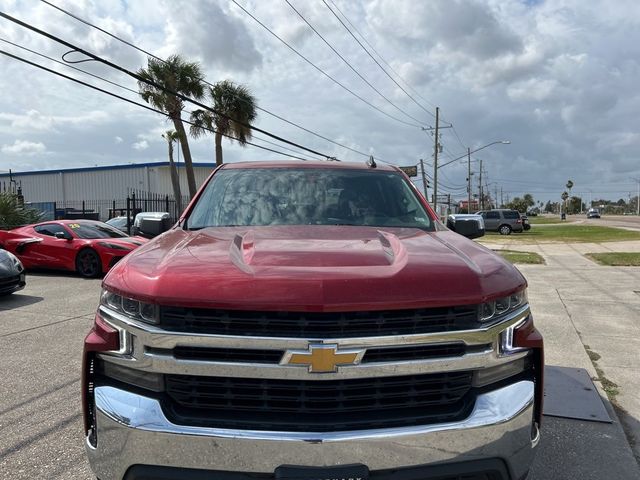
222 160 400 172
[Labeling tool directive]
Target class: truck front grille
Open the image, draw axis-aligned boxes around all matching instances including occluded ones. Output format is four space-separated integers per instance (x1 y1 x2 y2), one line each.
159 306 480 338
163 371 474 432
165 343 469 364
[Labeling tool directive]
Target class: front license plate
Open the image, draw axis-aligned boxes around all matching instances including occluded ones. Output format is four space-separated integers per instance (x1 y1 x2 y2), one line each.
275 464 369 480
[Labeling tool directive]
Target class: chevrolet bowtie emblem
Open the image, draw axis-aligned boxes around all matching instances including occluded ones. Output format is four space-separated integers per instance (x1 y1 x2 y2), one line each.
281 344 365 373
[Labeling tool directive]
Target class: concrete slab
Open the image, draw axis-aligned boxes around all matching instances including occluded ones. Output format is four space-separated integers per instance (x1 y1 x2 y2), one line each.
0 273 102 317
0 309 92 337
580 335 640 369
520 243 640 468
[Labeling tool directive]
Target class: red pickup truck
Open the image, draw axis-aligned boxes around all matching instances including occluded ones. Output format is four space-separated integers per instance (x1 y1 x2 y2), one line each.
83 161 543 480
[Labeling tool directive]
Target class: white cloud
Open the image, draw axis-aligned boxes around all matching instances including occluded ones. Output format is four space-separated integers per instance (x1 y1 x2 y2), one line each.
160 0 261 72
0 110 109 133
1 140 46 156
115 136 123 144
1 0 640 203
132 140 149 151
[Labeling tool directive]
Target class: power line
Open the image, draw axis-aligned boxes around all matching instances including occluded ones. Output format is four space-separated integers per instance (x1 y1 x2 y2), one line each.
0 37 137 95
322 0 436 121
229 0 422 128
0 11 336 161
0 48 313 162
38 0 392 163
284 0 428 126
325 0 438 111
450 125 468 151
1 34 324 162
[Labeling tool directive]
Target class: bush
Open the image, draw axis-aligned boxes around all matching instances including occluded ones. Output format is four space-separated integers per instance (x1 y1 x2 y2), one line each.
0 192 42 229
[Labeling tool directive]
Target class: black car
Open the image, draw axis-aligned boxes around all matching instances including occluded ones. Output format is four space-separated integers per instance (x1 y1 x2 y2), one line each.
0 249 26 295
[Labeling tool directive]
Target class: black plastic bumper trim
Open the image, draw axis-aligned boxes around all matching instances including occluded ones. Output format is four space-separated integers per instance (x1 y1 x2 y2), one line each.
123 459 511 480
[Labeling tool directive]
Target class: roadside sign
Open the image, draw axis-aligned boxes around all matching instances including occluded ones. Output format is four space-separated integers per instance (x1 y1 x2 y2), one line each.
398 165 418 177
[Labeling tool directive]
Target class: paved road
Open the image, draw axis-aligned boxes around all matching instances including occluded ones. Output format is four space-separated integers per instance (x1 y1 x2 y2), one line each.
595 214 640 231
0 272 99 479
484 239 640 476
564 214 640 231
1 260 639 479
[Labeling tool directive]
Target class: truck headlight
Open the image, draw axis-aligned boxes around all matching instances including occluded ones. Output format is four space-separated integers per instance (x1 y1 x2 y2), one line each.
100 289 159 324
480 289 527 322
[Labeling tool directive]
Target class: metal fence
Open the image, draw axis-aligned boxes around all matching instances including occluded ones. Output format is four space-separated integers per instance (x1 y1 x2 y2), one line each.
28 190 190 224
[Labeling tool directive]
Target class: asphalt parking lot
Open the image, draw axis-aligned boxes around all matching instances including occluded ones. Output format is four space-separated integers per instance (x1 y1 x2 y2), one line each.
1 248 640 479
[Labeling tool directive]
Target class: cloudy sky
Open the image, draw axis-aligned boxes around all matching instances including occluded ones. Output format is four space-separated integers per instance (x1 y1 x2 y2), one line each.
0 0 639 204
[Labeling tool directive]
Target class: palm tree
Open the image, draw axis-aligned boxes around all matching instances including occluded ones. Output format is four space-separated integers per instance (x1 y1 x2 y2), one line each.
566 180 574 212
0 192 41 229
161 130 183 215
137 55 204 198
190 80 257 166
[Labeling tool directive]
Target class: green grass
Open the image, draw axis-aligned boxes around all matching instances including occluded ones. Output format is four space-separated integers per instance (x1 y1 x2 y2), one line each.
497 250 545 264
527 216 572 224
485 225 640 243
585 252 640 266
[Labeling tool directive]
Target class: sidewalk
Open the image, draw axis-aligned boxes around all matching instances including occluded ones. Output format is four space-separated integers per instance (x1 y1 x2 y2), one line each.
482 239 640 477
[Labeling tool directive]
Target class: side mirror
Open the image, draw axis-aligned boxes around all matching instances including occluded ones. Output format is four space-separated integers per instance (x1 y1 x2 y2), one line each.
54 231 71 241
446 215 485 239
137 218 171 238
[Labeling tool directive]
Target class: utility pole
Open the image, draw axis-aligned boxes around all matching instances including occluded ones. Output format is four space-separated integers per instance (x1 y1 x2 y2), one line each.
467 148 472 213
478 159 483 210
432 107 440 211
635 178 640 215
494 186 498 209
500 187 503 208
419 158 428 199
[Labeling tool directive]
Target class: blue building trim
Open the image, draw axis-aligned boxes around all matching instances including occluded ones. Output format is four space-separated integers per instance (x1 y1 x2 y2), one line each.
0 161 217 177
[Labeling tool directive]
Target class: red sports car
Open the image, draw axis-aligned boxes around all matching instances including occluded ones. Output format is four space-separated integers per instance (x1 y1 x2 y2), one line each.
0 220 149 278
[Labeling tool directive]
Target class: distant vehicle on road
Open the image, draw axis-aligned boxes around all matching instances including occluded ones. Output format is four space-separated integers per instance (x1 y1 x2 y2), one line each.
476 209 524 235
587 208 601 219
0 249 26 295
0 220 148 278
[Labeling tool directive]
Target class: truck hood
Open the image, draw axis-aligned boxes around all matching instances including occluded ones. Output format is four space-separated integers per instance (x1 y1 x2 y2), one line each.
105 226 526 311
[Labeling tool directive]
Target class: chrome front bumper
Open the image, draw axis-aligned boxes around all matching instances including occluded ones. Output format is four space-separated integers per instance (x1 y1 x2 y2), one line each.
86 380 538 480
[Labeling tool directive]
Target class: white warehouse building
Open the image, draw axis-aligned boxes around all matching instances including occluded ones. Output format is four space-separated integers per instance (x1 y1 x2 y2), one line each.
0 161 217 221
0 161 216 203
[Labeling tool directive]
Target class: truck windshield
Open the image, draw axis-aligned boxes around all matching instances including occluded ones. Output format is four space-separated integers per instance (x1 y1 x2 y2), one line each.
188 167 434 230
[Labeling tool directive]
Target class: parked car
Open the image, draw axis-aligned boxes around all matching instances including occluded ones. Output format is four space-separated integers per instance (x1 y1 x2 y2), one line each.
0 220 148 277
0 249 26 295
476 209 524 235
446 213 485 239
105 216 130 233
132 211 171 238
587 208 601 219
84 161 543 480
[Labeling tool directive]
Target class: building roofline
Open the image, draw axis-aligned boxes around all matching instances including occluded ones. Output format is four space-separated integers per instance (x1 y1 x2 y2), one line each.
0 161 217 178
